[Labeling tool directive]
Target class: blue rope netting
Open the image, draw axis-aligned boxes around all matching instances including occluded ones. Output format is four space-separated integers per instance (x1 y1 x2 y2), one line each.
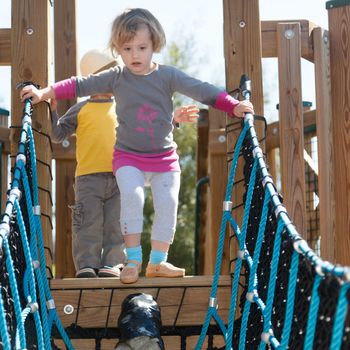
1 96 350 349
195 110 350 350
0 99 74 349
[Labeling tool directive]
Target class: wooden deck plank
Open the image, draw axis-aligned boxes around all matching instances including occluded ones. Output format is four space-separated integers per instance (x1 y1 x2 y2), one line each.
54 335 225 350
50 275 231 289
51 275 231 329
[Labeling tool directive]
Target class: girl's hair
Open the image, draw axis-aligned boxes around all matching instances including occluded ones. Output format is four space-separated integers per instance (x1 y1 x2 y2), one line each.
109 8 166 55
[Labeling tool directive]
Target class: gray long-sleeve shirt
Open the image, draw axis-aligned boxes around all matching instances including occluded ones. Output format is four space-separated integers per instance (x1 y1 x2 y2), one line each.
74 64 223 154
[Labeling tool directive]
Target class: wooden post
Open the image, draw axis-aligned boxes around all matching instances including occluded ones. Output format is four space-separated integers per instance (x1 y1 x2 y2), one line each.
11 0 53 272
313 27 335 262
0 28 11 65
205 109 228 275
223 0 264 271
54 0 77 116
55 157 76 277
0 108 9 213
196 109 209 275
327 0 350 265
53 0 77 277
277 22 307 238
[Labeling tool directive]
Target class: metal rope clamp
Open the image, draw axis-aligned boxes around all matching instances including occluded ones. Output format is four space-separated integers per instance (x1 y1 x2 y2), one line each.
33 205 41 216
0 222 10 238
208 297 218 309
46 299 56 310
28 302 39 313
16 153 26 165
246 290 257 303
223 201 232 212
261 329 274 344
9 188 22 201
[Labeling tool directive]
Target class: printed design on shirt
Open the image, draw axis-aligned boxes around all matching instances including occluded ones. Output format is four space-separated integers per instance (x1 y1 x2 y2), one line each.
135 104 158 150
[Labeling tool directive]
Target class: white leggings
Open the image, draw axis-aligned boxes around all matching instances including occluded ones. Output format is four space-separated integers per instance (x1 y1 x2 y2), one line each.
115 166 181 244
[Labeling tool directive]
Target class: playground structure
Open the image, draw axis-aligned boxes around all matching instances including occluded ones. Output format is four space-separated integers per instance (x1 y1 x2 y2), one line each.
197 0 349 274
0 0 350 349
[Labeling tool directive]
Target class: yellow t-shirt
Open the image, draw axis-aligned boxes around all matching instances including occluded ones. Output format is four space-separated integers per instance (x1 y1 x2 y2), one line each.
76 100 117 176
51 98 117 176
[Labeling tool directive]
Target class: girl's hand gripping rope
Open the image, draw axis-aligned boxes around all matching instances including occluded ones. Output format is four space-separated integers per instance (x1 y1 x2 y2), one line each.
233 100 254 118
233 74 254 118
20 85 55 104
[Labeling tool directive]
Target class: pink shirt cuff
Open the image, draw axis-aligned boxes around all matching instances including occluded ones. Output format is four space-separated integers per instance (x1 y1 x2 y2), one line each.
214 91 240 117
52 78 76 100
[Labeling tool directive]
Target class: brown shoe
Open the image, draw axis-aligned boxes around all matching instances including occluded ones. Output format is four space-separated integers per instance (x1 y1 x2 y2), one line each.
120 261 141 284
145 261 185 278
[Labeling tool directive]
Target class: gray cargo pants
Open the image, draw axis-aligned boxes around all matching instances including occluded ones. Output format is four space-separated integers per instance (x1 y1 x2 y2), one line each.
70 172 125 270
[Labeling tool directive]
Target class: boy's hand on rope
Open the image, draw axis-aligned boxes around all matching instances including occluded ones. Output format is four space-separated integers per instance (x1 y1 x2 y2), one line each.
174 104 199 123
233 101 254 118
20 85 55 104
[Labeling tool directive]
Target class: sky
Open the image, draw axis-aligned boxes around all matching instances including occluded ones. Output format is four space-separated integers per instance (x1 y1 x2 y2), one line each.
0 0 329 122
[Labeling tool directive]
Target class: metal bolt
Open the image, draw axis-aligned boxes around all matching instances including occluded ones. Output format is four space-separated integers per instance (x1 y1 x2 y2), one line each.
284 29 295 40
239 20 246 28
63 304 74 315
324 35 329 44
26 27 34 35
218 135 226 143
62 139 70 148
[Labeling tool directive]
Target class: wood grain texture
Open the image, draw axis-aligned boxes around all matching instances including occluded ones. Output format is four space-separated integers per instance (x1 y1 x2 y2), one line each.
50 276 231 330
0 29 11 65
277 22 307 238
313 27 336 262
11 0 53 270
261 20 316 61
55 159 76 277
223 0 265 276
328 4 350 265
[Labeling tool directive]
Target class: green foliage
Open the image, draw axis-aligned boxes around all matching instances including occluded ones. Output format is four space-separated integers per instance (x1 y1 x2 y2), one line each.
141 38 199 275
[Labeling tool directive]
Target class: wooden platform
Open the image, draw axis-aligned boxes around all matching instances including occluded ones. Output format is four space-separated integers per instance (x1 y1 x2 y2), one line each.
50 275 231 350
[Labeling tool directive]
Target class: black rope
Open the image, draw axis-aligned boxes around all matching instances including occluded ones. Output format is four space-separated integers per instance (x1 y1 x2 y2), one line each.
173 287 187 327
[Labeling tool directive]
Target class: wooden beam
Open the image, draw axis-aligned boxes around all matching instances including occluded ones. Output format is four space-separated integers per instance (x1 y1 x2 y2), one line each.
11 0 53 270
54 0 77 115
261 20 316 61
223 0 264 118
205 109 228 275
223 0 264 275
0 29 11 65
52 136 76 160
54 337 224 350
313 27 335 262
50 274 231 289
196 109 209 275
266 109 316 151
55 159 76 278
327 3 350 265
277 22 307 239
0 127 10 153
50 275 231 328
54 0 77 277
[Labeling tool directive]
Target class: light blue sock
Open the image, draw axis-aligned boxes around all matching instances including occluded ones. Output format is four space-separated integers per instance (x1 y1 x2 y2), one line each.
126 246 142 267
149 250 168 265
